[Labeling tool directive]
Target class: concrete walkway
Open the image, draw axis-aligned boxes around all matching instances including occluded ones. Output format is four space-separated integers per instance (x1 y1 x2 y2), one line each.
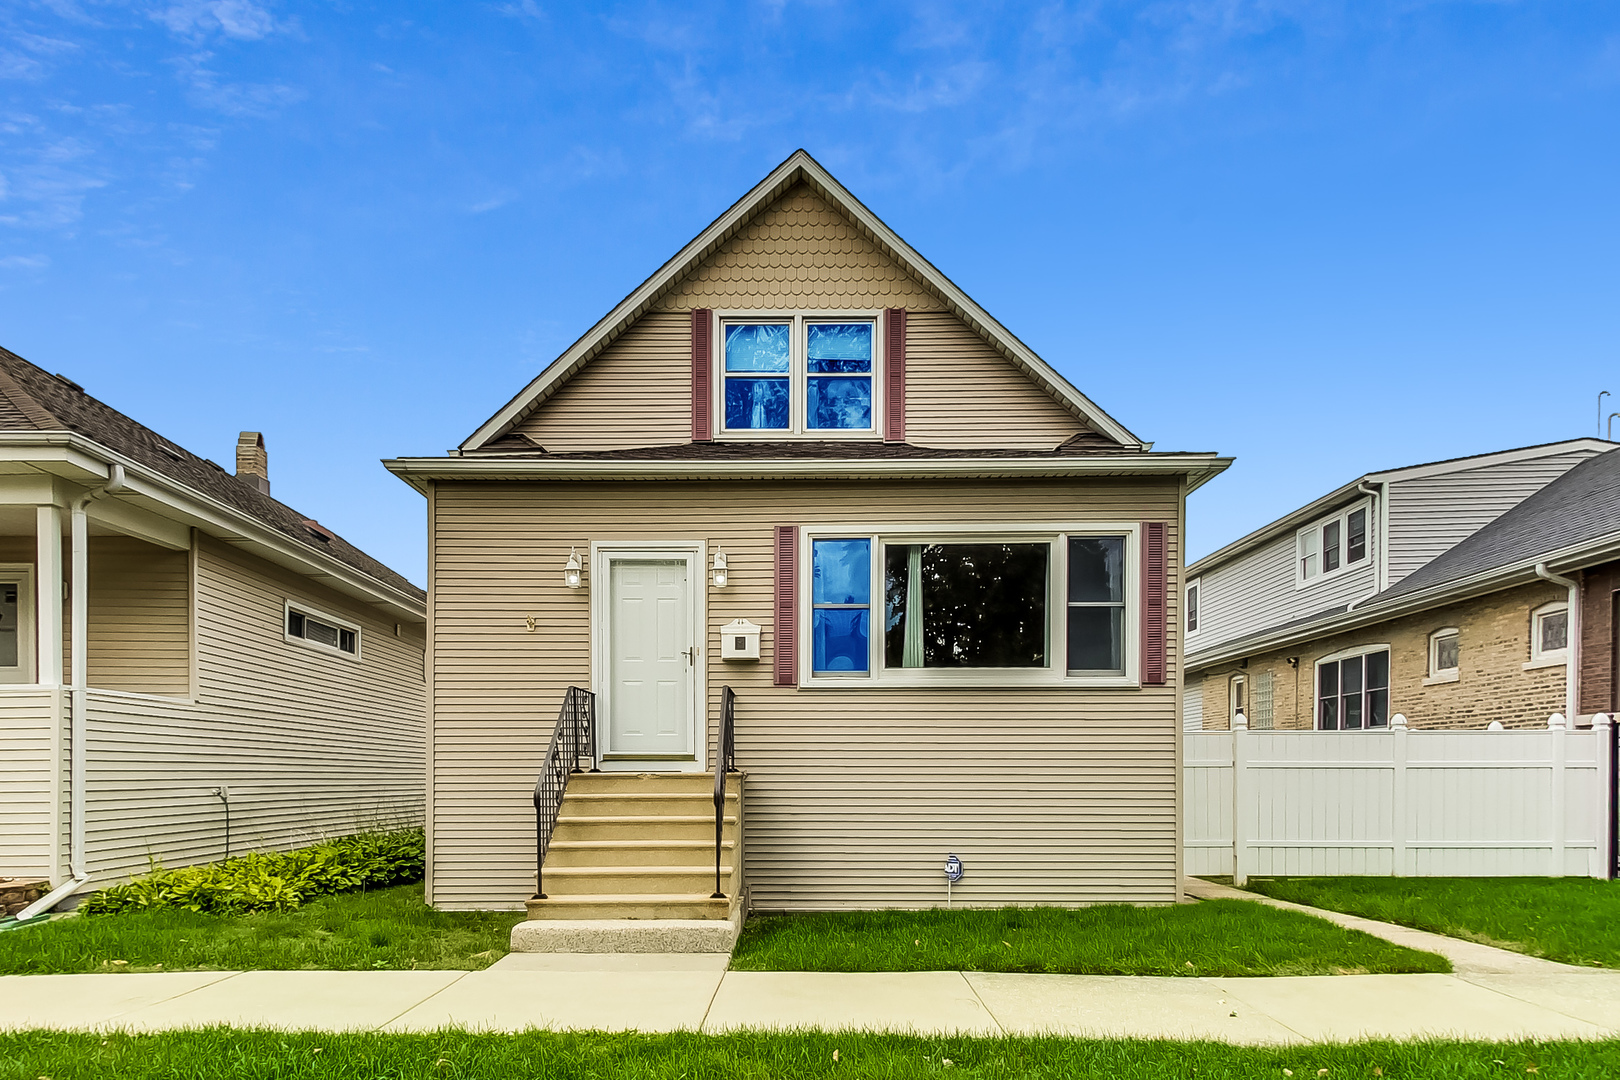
1183 878 1595 976
2 954 1618 1043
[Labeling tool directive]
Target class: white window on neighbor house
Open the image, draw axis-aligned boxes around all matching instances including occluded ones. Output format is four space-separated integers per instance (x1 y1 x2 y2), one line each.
1316 647 1390 730
1186 580 1200 633
1297 502 1370 586
1229 672 1247 724
285 601 360 660
1426 627 1460 684
1527 602 1569 668
720 315 879 436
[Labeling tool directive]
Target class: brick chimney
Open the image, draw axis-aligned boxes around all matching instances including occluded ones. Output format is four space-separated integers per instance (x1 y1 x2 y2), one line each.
236 431 270 495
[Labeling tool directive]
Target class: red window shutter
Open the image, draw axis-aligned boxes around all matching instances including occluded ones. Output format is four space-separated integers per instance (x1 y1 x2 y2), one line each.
691 309 713 442
774 525 798 687
884 308 906 443
1142 521 1168 685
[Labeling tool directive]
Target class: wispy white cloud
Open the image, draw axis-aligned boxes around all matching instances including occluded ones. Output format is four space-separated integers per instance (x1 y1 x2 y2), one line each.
0 253 50 269
152 0 282 44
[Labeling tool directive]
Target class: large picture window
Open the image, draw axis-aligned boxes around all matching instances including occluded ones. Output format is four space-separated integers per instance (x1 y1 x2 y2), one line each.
718 314 879 436
804 527 1138 685
1316 648 1388 730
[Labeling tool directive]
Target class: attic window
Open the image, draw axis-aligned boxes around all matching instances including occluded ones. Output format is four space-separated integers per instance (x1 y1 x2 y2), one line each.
285 602 360 659
1297 501 1370 586
718 314 878 436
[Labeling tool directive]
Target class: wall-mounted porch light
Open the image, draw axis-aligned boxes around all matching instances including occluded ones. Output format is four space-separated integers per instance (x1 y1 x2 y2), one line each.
710 550 729 588
564 548 583 590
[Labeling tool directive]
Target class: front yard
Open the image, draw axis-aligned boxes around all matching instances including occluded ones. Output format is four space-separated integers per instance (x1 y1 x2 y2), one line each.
0 884 522 974
1 1029 1610 1080
1236 877 1620 969
730 899 1448 976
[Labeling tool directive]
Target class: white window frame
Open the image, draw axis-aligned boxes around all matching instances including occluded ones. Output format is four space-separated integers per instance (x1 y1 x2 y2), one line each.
283 599 362 662
798 522 1141 689
1525 601 1569 670
1186 578 1200 635
1313 643 1391 730
1295 499 1372 588
1228 672 1246 723
0 564 37 686
712 310 885 440
1424 627 1460 685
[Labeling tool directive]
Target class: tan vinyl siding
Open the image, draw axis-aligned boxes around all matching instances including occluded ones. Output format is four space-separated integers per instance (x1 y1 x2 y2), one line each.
428 478 1181 911
0 689 59 879
73 536 426 886
904 310 1083 449
83 537 190 697
514 182 1088 453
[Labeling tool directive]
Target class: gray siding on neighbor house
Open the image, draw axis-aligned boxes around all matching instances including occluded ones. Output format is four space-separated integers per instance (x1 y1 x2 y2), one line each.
1384 450 1602 585
1187 517 1377 656
1182 675 1203 731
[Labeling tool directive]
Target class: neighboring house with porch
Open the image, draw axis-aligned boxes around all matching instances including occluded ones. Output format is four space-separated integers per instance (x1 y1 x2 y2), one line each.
0 348 427 915
386 150 1229 918
1185 439 1618 733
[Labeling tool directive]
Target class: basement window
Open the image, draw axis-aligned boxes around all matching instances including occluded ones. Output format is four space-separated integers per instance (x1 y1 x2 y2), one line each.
285 601 360 660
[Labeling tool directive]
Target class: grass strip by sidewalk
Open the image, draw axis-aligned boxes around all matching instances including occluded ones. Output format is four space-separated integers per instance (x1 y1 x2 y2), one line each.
0 884 522 975
2 1030 1613 1080
1236 876 1620 970
730 899 1449 976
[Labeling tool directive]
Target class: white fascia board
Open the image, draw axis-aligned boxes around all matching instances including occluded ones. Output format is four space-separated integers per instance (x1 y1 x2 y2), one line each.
1185 530 1620 672
0 433 425 621
386 453 1229 488
459 150 1144 451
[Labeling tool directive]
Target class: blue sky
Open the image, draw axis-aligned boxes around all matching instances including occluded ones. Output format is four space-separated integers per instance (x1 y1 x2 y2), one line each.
2 1 1618 586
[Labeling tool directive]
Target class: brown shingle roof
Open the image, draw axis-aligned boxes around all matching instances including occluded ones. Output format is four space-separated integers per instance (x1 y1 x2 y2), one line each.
0 346 423 604
472 431 1134 460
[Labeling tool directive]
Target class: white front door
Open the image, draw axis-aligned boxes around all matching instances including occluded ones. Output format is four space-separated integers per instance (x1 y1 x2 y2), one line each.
604 557 696 762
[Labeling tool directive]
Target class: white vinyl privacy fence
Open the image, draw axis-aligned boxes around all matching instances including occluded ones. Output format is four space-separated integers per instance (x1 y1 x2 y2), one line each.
1185 714 1618 881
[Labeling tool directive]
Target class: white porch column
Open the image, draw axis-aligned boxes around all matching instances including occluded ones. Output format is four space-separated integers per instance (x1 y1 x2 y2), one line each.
35 504 61 686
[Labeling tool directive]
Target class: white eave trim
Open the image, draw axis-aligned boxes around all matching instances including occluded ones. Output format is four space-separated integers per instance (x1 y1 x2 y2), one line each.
1185 530 1620 672
385 452 1231 491
0 432 425 621
459 150 1145 452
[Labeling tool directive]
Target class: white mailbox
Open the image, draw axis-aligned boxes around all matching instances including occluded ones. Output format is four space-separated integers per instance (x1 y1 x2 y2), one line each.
720 619 761 661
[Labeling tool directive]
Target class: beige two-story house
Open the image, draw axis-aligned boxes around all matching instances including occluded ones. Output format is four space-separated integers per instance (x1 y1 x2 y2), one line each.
388 152 1228 917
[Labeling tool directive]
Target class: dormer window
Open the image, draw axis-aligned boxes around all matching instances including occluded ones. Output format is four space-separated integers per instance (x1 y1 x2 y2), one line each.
1296 501 1370 586
718 313 880 437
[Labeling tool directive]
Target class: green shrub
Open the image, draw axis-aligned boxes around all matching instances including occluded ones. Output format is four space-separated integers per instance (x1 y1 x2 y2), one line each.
80 829 425 916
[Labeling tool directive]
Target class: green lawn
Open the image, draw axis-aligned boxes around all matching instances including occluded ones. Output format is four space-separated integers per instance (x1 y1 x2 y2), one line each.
0 884 523 974
2 1030 1613 1080
1235 877 1620 970
729 899 1449 976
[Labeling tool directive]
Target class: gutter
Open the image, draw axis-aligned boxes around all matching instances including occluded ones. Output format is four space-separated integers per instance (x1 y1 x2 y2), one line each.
1347 481 1384 609
0 432 424 621
9 464 127 924
384 452 1233 494
1535 563 1580 724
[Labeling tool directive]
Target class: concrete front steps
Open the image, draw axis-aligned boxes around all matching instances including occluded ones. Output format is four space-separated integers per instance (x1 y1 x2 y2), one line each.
513 771 744 953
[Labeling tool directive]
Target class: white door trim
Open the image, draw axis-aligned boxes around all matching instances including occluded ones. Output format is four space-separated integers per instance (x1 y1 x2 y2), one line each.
590 541 707 773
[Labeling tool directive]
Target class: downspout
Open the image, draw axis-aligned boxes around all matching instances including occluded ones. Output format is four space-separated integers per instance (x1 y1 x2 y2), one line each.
1535 563 1580 725
1348 482 1383 610
11 464 126 924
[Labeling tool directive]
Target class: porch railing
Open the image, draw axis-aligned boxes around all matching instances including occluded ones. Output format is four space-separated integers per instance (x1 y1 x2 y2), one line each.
532 685 597 899
712 684 736 899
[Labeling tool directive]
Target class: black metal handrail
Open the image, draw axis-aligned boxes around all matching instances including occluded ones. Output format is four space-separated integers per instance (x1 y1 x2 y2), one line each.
712 685 737 899
532 686 597 899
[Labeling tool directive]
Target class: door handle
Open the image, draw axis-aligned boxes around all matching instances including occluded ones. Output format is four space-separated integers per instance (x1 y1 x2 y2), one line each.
683 646 699 664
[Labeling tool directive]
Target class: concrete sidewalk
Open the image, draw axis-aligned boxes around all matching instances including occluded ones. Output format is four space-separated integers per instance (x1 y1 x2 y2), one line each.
2 955 1617 1043
1183 878 1593 976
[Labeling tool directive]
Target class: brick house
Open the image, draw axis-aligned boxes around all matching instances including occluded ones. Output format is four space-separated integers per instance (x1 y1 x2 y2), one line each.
1186 442 1620 731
